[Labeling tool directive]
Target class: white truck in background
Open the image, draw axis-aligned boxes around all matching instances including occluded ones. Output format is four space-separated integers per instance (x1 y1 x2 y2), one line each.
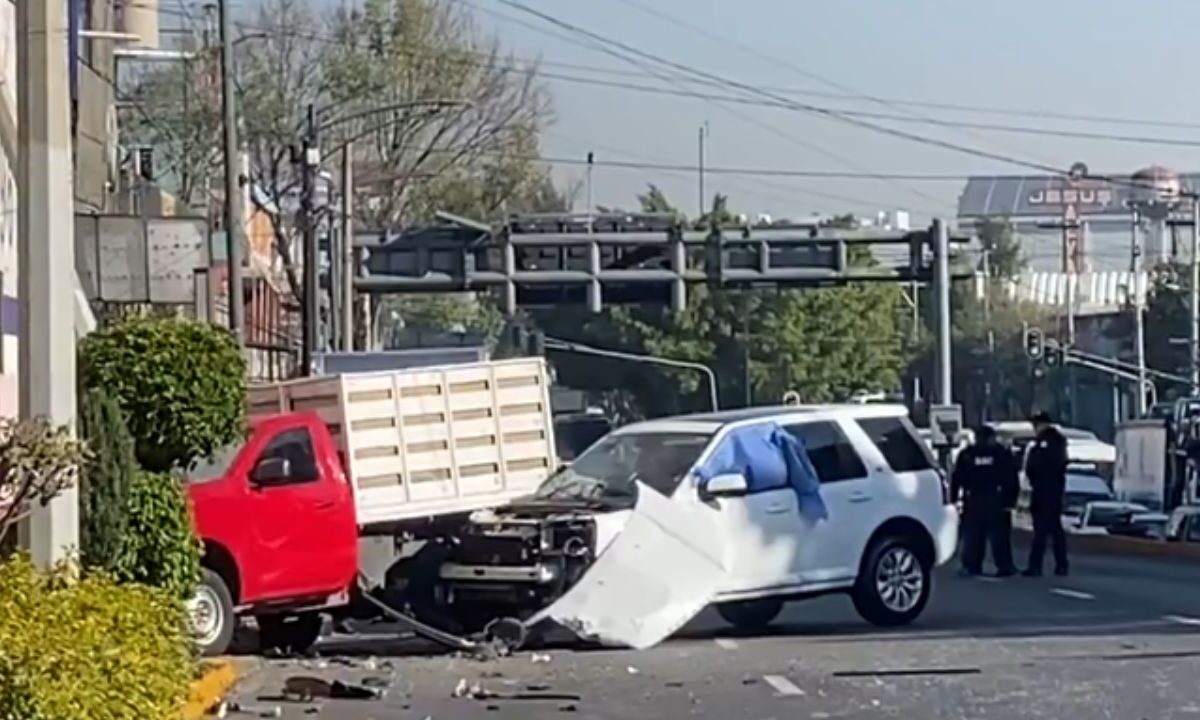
1114 420 1168 511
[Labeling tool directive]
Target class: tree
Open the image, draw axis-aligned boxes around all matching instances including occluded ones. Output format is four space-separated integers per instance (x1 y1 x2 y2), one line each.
78 389 137 573
0 419 87 548
977 218 1026 280
320 0 551 228
536 188 907 419
78 317 247 473
121 0 557 304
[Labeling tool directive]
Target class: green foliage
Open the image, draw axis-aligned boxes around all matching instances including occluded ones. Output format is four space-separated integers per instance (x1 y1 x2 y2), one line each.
114 470 201 602
78 389 136 573
0 554 195 720
977 218 1027 280
0 418 89 548
378 293 506 344
536 188 907 418
78 316 246 473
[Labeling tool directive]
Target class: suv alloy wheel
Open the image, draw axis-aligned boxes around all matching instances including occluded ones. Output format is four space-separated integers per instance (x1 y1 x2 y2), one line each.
851 535 931 627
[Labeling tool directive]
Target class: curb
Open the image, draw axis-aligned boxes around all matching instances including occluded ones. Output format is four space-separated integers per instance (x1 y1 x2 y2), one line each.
182 660 238 720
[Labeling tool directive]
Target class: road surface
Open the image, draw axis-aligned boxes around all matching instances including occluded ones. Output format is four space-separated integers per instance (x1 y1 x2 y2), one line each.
223 543 1200 719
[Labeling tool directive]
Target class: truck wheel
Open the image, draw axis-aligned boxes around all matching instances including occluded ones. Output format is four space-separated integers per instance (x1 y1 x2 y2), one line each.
257 612 323 656
716 598 784 631
852 535 931 627
190 568 235 657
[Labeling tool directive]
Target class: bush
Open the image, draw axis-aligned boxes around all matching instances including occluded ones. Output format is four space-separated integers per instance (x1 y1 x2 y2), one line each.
0 554 195 720
0 417 88 548
113 470 202 602
78 388 136 573
78 317 246 473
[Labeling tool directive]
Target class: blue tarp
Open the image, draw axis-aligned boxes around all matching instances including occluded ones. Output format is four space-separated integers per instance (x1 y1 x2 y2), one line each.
694 422 828 522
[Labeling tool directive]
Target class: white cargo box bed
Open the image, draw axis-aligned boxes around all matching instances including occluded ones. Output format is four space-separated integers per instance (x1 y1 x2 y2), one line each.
247 358 558 528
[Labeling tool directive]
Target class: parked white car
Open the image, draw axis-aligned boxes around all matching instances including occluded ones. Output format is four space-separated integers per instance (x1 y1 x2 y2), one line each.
438 404 960 648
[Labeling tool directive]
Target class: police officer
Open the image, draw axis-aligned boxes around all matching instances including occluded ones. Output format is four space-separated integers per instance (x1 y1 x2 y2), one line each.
1024 411 1070 577
951 425 1019 577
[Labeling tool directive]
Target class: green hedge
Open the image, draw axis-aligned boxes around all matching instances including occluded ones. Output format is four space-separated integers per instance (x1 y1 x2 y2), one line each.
114 470 202 602
0 555 195 719
78 388 136 573
78 316 246 473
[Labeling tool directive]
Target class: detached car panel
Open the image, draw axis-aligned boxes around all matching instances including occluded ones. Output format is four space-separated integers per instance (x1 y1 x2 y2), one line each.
526 483 726 649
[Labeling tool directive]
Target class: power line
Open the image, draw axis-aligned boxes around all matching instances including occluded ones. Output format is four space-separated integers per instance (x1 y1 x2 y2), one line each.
606 0 1054 169
154 1 1200 134
466 0 951 212
493 0 1192 199
531 70 1200 149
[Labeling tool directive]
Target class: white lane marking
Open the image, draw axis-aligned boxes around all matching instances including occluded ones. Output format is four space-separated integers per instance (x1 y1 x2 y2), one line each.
977 576 1002 584
714 638 739 650
763 674 806 697
1050 588 1095 601
1164 615 1200 626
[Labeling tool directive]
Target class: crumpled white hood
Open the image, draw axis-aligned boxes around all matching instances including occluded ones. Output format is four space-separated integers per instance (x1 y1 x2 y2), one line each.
526 482 726 649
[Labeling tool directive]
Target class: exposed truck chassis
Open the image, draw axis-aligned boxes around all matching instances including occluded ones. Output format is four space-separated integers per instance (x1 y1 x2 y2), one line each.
361 507 603 653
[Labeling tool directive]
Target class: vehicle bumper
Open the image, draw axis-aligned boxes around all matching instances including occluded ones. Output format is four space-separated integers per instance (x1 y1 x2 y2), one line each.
933 504 960 566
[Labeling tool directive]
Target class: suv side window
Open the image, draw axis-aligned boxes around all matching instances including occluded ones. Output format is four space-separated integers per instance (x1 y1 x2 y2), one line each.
785 421 867 483
255 428 320 485
856 416 935 473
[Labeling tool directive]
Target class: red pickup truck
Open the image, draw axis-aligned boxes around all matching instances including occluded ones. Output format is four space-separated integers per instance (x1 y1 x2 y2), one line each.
186 412 360 656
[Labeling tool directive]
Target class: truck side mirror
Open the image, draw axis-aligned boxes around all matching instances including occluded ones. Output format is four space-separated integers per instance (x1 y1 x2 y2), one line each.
251 457 292 487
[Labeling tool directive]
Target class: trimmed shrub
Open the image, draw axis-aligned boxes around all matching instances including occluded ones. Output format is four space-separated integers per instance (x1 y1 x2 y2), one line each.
78 388 136 573
78 316 246 473
0 554 195 719
115 470 201 602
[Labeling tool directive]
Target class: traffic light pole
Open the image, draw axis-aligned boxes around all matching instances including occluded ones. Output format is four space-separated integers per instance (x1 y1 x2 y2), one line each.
300 105 320 376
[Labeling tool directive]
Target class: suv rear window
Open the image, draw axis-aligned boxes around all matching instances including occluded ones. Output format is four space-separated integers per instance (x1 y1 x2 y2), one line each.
856 416 935 473
786 421 867 483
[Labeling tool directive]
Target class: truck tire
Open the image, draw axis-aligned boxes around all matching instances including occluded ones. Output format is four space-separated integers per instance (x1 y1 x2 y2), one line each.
851 535 931 627
716 598 784 631
257 612 323 656
190 568 236 657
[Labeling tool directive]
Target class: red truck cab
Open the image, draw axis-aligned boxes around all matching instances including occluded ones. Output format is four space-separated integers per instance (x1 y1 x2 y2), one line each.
185 412 359 656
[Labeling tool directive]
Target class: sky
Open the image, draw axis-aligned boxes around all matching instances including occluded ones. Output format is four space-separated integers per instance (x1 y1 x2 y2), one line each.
456 0 1200 225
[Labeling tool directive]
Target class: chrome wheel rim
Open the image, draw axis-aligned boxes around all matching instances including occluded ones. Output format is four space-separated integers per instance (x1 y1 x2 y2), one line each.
874 546 924 614
187 585 223 646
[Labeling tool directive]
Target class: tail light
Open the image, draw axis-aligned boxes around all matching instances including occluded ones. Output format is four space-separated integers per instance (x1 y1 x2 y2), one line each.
936 467 951 505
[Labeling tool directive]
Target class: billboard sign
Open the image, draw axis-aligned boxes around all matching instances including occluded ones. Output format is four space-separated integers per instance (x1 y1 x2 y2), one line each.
75 214 209 304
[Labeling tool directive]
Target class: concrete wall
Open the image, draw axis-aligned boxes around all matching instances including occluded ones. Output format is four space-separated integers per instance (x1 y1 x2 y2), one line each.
0 0 17 417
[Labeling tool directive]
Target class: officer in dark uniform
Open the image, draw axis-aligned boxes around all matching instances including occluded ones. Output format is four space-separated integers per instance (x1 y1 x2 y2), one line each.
951 425 1019 577
1024 411 1070 577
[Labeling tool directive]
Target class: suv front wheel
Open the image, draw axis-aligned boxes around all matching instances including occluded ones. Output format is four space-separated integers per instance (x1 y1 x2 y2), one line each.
851 536 931 627
716 597 784 631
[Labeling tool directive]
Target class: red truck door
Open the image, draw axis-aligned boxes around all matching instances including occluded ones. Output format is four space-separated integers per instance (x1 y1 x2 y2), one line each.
238 420 358 602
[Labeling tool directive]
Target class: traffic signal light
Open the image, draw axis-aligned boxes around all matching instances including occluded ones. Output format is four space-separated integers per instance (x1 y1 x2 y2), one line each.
1024 327 1044 360
1045 341 1061 367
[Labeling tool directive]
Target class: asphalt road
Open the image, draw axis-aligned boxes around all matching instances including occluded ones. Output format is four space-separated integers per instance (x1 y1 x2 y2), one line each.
224 542 1200 719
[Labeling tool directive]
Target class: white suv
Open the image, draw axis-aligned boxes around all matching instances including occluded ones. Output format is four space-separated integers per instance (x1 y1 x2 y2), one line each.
686 404 959 629
437 404 959 646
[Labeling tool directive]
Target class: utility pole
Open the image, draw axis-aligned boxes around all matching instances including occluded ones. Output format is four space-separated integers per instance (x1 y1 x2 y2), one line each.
300 105 319 376
1131 207 1148 417
17 0 79 566
981 241 994 422
933 218 953 406
1191 195 1199 396
340 141 354 352
697 122 708 219
586 151 594 227
218 0 244 346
